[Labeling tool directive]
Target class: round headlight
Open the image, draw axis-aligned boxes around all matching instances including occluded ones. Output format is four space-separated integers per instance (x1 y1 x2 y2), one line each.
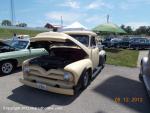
23 67 30 73
64 72 72 81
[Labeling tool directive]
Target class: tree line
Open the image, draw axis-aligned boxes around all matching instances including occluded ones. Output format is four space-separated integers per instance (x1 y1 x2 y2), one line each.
1 20 27 27
120 25 150 36
1 19 150 36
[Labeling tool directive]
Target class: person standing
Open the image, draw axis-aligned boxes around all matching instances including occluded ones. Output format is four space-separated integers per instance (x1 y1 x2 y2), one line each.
12 33 18 40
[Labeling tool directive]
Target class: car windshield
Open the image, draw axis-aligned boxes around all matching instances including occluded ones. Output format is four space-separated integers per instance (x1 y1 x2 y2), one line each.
69 35 89 47
9 40 29 49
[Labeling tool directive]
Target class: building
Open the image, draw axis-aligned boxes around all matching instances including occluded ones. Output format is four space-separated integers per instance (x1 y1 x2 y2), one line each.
44 23 62 32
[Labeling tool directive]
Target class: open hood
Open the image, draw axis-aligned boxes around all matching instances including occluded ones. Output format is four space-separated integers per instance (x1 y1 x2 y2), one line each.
0 40 8 46
31 32 90 55
0 39 15 49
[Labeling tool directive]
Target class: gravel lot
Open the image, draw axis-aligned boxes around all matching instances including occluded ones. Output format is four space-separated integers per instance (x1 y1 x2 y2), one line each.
0 65 150 113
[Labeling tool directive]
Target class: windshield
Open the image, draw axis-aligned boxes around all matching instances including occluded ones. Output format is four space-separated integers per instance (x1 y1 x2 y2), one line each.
69 35 89 47
9 40 29 49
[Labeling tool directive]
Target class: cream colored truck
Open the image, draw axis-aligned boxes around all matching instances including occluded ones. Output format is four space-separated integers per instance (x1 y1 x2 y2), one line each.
20 31 106 95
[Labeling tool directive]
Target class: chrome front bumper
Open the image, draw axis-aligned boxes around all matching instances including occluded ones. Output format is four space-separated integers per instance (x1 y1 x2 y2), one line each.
20 79 74 95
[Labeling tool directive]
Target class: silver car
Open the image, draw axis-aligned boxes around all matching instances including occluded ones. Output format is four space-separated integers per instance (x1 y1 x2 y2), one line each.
139 51 150 96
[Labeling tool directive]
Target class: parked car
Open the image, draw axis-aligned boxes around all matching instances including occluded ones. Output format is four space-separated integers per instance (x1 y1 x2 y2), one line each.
129 37 150 50
110 38 122 48
20 31 106 95
101 37 113 48
139 51 150 97
119 37 132 48
0 37 48 75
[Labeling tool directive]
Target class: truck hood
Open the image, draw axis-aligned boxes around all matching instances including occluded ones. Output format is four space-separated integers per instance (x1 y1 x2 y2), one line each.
31 32 90 55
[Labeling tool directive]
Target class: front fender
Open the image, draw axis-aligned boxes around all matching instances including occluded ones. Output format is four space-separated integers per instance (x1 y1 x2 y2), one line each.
64 59 93 85
141 57 150 76
99 50 106 57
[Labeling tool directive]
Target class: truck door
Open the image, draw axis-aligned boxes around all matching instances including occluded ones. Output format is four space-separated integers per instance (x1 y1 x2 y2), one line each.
90 36 99 68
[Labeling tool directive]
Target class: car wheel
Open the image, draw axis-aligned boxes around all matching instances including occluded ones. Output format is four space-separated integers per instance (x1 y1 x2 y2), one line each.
129 44 131 48
135 47 139 50
0 61 14 75
139 65 143 81
103 55 106 68
116 45 120 48
99 56 106 68
74 70 91 95
81 71 90 90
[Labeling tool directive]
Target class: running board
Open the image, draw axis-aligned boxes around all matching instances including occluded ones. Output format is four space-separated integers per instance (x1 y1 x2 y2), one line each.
92 66 103 78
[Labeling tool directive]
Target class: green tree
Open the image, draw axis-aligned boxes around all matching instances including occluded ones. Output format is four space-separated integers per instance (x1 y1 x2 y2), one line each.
120 24 125 30
120 25 133 35
135 26 147 35
146 26 150 35
125 26 133 34
16 23 27 27
1 20 12 26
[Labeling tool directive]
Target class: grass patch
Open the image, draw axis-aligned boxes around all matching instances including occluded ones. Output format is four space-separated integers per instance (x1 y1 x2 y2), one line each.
105 48 139 67
0 28 46 39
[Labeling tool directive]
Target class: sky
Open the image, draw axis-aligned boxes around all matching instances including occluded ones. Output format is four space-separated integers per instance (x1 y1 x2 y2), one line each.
0 0 150 29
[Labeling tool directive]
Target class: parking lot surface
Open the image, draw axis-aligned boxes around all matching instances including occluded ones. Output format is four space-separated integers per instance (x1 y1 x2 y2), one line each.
0 65 150 113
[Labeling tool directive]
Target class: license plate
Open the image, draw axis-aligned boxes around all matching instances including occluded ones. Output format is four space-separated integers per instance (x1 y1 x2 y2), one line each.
36 83 47 90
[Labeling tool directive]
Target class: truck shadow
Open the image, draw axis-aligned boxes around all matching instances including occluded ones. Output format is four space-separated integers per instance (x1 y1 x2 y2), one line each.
7 67 104 108
93 75 150 113
7 85 81 107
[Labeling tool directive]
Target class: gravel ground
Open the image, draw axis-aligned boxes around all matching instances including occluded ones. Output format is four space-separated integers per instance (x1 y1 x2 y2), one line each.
0 65 150 113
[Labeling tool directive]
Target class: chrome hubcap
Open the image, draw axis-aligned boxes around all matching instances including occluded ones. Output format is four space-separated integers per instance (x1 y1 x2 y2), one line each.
2 63 13 74
83 72 89 87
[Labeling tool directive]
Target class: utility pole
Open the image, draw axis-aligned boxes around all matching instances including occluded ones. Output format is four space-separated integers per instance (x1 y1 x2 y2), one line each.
107 14 109 23
10 0 15 25
61 16 63 28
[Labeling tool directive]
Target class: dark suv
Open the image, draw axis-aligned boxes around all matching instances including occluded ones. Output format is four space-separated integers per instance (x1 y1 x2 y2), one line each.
129 37 150 50
119 37 132 49
110 38 122 48
102 37 113 48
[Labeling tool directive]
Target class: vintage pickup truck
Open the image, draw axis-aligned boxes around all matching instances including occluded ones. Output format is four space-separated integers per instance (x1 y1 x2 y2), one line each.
20 31 106 95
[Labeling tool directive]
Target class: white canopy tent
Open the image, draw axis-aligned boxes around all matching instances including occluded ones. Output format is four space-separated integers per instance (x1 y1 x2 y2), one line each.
60 21 88 31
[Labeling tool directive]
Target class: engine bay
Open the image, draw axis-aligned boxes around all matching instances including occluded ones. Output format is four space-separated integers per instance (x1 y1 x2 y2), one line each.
29 47 87 70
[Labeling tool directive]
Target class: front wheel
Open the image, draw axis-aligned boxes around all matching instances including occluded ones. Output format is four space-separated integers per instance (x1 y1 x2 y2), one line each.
116 45 120 48
81 71 90 90
0 61 15 75
135 47 139 50
139 66 143 81
74 70 91 95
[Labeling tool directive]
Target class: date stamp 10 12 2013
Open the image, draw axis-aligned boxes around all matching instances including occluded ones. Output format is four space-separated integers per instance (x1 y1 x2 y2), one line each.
114 97 144 103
